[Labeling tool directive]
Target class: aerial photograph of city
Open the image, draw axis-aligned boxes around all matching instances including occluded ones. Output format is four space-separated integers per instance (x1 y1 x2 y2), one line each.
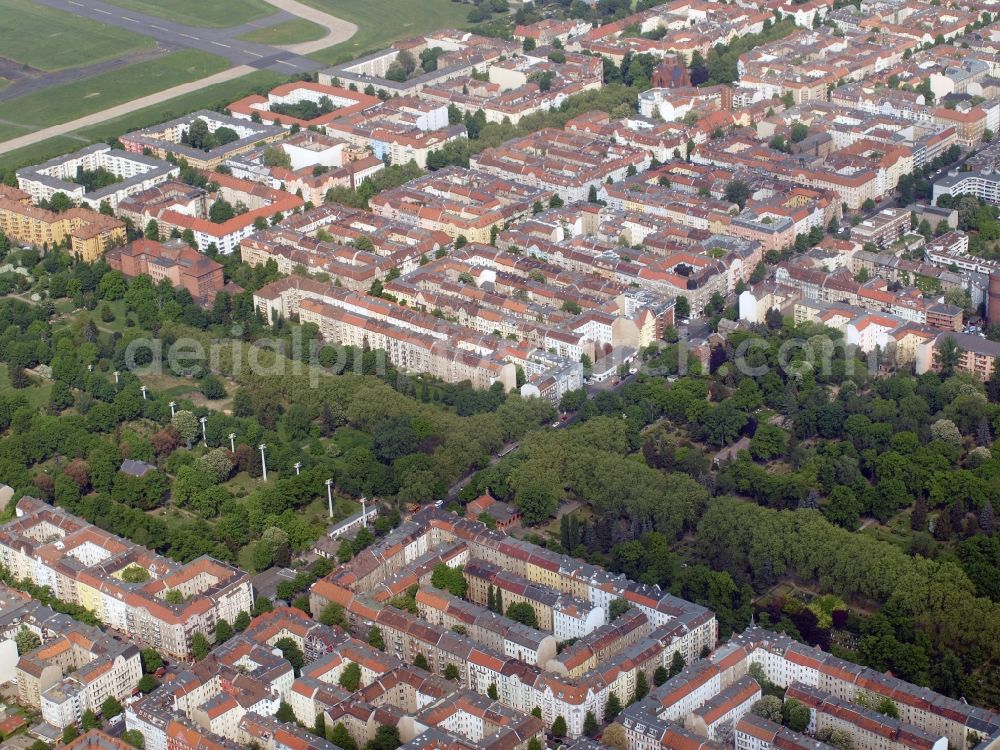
0 2 998 750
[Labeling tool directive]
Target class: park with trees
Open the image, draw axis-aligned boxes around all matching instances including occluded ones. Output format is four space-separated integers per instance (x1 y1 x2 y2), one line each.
462 319 1000 708
0 183 999 714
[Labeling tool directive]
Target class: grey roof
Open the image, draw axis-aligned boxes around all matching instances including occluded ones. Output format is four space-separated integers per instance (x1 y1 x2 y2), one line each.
120 459 156 477
17 143 177 201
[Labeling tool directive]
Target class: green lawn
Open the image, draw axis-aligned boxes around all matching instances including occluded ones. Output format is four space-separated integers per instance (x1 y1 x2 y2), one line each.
0 121 30 143
303 495 358 525
860 511 914 551
0 70 286 172
225 471 263 499
101 0 275 27
0 50 229 134
70 69 286 142
0 364 52 410
0 0 154 71
236 19 327 45
92 300 130 334
304 0 472 65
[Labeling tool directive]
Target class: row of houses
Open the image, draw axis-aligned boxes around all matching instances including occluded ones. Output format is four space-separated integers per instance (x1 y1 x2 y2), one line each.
0 497 253 661
308 508 717 738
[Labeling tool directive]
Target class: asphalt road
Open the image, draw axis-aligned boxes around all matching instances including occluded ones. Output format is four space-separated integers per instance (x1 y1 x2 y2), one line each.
31 0 326 72
0 45 178 102
0 65 259 157
0 0 358 157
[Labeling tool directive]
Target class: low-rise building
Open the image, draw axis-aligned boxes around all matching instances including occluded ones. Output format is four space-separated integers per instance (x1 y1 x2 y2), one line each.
106 238 230 306
227 82 380 129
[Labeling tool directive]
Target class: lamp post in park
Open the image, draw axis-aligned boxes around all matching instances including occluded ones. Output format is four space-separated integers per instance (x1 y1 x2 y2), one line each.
169 401 177 417
294 462 302 476
259 444 268 481
228 433 236 452
199 417 208 447
140 385 148 400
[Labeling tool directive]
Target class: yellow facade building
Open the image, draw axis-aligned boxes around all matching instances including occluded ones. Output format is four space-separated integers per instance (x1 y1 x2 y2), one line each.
0 190 125 261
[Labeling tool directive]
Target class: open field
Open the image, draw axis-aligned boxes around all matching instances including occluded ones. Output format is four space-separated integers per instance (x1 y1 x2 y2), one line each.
101 0 276 27
0 51 229 138
303 0 471 65
0 70 286 171
236 18 327 45
0 0 154 71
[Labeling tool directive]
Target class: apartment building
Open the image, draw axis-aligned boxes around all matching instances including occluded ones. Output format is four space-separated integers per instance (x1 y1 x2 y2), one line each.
619 698 724 750
786 684 948 750
323 97 468 169
571 1 769 65
241 206 447 289
0 188 125 260
923 231 999 285
370 167 550 244
851 208 911 249
67 732 151 750
1 593 141 728
462 559 605 639
125 636 296 746
0 497 253 660
513 19 591 46
766 257 967 331
709 627 1000 750
471 128 650 203
916 331 1000 381
415 586 557 666
310 508 717 738
735 714 839 750
17 143 178 210
120 111 284 169
298 297 519 391
224 132 385 205
420 52 603 127
547 609 650 678
118 172 302 254
686 675 761 741
319 31 517 98
22 628 141 729
933 168 1000 206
